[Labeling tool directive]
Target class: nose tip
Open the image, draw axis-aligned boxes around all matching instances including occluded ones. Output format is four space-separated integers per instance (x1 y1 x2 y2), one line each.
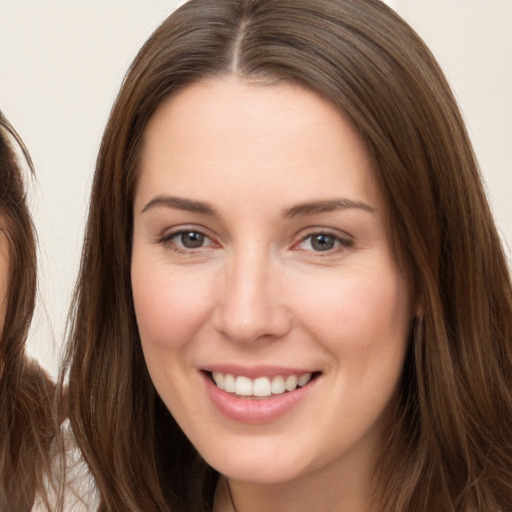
215 307 292 344
212 265 292 344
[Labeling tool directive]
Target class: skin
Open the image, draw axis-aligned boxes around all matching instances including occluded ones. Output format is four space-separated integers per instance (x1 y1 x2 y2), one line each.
131 77 414 512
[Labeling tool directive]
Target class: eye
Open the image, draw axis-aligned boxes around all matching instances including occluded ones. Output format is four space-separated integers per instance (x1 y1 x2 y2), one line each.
295 231 353 253
160 229 215 252
177 231 207 249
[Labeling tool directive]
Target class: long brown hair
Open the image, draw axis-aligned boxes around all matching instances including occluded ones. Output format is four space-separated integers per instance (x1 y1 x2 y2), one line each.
0 112 60 511
64 0 512 510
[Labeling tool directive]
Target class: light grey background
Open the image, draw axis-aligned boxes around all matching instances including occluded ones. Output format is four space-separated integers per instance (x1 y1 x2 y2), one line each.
0 0 510 378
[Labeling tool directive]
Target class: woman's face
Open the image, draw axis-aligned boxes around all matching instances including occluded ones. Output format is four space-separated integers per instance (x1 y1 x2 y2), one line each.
131 77 413 488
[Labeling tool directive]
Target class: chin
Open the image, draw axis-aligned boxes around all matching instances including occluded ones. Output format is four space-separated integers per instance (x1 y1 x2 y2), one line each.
215 460 304 485
201 438 311 484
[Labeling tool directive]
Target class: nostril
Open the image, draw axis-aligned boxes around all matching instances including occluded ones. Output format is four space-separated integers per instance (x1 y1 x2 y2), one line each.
211 275 293 344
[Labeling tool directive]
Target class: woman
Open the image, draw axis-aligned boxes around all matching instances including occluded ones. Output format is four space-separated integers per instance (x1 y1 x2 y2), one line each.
64 0 512 510
0 112 60 511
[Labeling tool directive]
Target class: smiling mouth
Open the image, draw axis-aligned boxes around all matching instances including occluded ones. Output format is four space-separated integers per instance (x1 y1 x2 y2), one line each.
206 371 321 399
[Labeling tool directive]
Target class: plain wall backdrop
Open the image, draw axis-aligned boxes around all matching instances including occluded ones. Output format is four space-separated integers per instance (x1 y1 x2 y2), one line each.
0 0 510 378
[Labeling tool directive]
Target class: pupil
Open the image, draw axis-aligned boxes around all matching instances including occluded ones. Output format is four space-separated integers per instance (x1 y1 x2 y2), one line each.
311 234 334 251
181 232 204 248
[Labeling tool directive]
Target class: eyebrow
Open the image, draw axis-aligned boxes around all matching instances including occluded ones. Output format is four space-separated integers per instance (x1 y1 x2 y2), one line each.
282 198 376 218
141 195 218 216
141 195 376 218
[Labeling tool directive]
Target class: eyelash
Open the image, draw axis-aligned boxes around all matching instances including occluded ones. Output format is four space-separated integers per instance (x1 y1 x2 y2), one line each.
293 229 354 255
158 228 217 254
157 228 353 255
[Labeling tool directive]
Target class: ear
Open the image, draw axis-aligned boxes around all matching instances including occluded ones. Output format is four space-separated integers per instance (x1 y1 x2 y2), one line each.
412 288 423 319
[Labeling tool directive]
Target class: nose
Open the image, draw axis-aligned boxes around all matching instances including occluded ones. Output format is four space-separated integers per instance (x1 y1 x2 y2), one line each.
212 249 292 344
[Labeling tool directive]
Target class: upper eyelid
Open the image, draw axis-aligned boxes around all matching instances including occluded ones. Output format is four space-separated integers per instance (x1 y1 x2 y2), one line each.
155 224 354 249
160 225 213 238
294 226 354 242
292 228 355 252
157 229 217 255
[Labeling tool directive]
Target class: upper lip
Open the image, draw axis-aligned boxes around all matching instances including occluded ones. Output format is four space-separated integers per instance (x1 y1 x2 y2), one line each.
202 365 319 379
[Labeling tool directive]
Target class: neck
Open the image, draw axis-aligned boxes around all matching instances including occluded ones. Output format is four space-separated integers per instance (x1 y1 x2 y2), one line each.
221 461 381 512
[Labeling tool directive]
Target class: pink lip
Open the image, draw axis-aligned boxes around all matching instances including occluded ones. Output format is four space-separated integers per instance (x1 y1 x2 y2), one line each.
202 371 318 424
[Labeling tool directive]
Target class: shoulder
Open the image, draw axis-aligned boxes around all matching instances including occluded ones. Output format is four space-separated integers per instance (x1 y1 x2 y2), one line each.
32 420 99 512
63 426 99 511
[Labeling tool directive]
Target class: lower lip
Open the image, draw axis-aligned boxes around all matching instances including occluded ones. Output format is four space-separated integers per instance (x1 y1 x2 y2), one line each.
203 373 317 424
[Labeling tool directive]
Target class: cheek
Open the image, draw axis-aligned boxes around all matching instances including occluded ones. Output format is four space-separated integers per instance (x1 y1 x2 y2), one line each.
294 268 411 441
131 258 215 353
291 265 412 358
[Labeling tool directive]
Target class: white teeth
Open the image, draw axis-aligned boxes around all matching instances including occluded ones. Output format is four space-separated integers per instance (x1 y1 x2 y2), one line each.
224 374 236 393
211 371 314 397
298 372 312 387
271 375 286 394
235 376 253 396
253 377 272 397
285 375 298 391
212 372 224 389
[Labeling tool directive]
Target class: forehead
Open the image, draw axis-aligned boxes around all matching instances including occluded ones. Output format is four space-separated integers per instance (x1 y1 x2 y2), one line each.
136 77 381 212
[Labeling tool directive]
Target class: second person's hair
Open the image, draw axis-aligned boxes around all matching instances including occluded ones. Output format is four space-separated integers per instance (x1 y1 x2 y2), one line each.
0 111 61 512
